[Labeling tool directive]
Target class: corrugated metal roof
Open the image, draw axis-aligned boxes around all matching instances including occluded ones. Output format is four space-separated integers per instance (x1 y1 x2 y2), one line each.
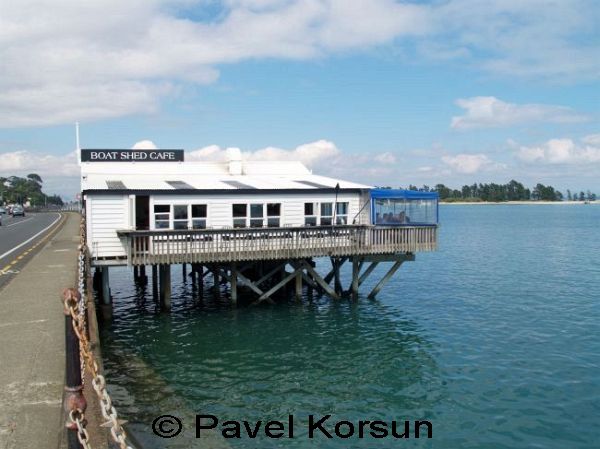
294 180 334 189
82 159 372 192
166 181 194 189
106 180 126 189
221 180 257 189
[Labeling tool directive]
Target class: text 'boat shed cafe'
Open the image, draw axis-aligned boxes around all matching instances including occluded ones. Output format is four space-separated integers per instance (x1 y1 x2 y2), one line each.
81 148 438 307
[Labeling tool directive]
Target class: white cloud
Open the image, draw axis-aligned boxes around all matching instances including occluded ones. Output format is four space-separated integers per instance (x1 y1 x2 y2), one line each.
0 138 401 197
187 139 342 167
517 135 600 164
441 153 503 174
451 96 589 130
1 0 598 127
374 152 396 164
131 140 158 150
582 134 600 146
0 150 79 176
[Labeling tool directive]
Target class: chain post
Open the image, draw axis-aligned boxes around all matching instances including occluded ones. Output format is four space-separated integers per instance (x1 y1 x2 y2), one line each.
62 225 135 449
63 288 87 449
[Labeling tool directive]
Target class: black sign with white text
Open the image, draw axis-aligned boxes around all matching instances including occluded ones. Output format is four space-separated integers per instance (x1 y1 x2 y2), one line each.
81 149 184 162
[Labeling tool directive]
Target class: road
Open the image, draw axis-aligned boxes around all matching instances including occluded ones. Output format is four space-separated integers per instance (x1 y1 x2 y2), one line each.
0 212 63 289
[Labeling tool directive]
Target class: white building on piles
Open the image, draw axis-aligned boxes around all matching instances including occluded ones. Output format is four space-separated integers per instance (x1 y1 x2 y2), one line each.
81 148 438 305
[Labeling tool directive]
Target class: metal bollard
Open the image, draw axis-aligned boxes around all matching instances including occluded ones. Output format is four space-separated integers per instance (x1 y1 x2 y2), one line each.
62 288 87 449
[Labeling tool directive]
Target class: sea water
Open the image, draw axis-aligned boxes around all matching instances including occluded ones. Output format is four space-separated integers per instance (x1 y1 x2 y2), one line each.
99 205 600 448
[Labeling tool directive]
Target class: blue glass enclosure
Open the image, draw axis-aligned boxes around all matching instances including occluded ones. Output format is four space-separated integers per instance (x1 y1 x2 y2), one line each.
370 189 438 226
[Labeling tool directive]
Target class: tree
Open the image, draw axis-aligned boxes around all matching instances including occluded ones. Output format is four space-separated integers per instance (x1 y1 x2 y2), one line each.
579 191 585 201
434 184 451 200
27 173 43 184
566 189 572 201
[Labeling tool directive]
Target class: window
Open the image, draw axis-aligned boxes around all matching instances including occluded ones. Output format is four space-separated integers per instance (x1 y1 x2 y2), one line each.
335 202 349 225
250 204 264 228
232 204 247 228
304 203 317 226
154 205 170 229
267 203 281 227
191 204 207 229
173 205 188 229
373 198 439 225
320 202 333 226
231 202 281 228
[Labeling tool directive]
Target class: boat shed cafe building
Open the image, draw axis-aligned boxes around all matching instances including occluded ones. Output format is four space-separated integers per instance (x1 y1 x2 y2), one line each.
81 148 438 303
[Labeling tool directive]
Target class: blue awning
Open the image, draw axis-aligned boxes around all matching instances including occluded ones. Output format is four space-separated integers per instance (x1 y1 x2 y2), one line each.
370 189 439 200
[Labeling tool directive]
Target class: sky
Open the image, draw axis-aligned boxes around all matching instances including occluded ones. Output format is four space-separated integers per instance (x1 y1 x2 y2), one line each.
1 0 599 199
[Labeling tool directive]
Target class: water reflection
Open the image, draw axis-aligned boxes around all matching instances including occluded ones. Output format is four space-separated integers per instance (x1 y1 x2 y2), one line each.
99 264 441 448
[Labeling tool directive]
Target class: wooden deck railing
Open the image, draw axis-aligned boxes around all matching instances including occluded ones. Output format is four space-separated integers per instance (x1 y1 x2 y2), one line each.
116 225 438 265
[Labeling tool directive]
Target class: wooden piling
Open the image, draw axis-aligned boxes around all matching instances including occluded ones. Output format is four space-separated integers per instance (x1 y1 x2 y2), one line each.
212 266 220 298
295 269 302 301
352 257 359 301
159 264 171 310
231 263 238 304
101 266 111 305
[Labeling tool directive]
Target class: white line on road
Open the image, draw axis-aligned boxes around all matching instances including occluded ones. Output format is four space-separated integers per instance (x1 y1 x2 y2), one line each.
4 217 33 227
0 213 61 262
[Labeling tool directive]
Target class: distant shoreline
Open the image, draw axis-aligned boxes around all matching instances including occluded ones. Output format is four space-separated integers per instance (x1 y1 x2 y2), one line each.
441 201 599 205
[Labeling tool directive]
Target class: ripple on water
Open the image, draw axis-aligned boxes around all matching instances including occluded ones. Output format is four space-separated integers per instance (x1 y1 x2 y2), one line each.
100 205 600 449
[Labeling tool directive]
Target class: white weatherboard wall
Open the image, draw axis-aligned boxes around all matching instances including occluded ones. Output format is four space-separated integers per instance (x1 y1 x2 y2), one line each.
149 192 364 229
84 191 368 259
87 195 129 258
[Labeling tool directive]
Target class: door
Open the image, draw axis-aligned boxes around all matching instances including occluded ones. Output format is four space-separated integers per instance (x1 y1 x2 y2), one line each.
135 196 150 230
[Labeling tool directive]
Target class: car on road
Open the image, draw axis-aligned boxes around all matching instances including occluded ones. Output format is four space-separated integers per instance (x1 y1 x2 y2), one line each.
0 206 6 214
12 205 25 217
0 214 2 226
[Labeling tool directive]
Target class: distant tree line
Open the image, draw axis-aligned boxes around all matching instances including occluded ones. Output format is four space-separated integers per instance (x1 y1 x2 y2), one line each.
377 180 597 202
0 174 64 206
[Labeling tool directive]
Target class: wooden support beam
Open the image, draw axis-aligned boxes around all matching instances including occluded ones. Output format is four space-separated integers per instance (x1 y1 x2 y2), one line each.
255 266 302 304
333 257 343 295
358 262 379 287
159 264 171 310
235 272 266 298
301 272 318 290
302 261 340 300
230 263 238 304
295 269 303 301
351 257 359 301
212 266 220 298
101 266 111 305
152 265 158 301
182 263 187 282
255 264 285 287
368 260 404 299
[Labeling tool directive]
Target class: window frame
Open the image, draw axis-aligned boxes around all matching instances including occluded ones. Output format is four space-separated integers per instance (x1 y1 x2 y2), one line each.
231 202 282 228
152 202 209 230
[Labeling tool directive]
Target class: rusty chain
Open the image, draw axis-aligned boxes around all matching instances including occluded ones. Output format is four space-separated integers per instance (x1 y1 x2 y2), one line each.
63 217 134 449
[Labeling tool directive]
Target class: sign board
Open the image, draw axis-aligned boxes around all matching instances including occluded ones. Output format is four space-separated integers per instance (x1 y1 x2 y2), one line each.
81 149 184 162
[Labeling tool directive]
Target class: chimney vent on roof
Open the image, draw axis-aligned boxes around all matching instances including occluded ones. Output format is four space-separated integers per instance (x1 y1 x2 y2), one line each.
226 147 243 175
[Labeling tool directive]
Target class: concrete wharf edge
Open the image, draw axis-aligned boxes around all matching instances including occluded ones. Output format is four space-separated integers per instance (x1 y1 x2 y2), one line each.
0 212 78 449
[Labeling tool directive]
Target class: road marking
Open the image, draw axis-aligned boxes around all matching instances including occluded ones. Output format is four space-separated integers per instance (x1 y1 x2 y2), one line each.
0 214 65 276
5 217 33 227
0 213 61 262
53 249 70 252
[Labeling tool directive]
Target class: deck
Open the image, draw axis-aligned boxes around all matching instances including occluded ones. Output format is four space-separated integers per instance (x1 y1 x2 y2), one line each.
113 224 438 266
